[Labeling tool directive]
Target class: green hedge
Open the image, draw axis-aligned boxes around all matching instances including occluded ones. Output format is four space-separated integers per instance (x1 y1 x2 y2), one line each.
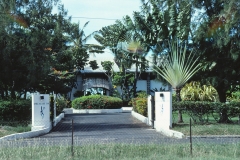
173 101 240 123
72 95 122 109
0 100 31 122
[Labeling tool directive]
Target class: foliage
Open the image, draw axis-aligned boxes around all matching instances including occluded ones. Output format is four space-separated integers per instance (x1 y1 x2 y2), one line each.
0 0 103 99
72 95 122 109
56 96 69 114
227 91 240 102
136 91 148 98
153 40 201 89
88 60 99 70
0 100 31 122
112 72 135 101
173 101 240 124
135 99 148 117
101 61 115 96
131 91 148 117
192 0 240 102
95 19 148 99
133 0 192 46
153 39 201 123
180 81 219 102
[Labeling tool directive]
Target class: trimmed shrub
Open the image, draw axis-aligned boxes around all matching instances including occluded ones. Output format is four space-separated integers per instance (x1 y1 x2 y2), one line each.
72 95 122 109
135 98 147 117
173 101 240 123
0 100 31 123
131 92 148 117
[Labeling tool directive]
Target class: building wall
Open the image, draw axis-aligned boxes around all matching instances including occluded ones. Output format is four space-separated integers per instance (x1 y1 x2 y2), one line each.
70 74 167 100
137 80 167 95
150 80 168 91
136 80 147 91
70 75 83 100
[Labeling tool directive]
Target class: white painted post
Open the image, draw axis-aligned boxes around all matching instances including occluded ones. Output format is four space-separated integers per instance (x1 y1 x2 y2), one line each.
32 94 51 131
155 92 172 131
147 95 152 126
53 92 56 121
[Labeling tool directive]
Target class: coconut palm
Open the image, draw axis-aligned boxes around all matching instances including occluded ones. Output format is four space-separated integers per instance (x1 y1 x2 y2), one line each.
153 39 202 122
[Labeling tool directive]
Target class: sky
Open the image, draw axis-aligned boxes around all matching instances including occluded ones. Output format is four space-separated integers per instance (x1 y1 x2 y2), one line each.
59 0 142 41
55 0 144 71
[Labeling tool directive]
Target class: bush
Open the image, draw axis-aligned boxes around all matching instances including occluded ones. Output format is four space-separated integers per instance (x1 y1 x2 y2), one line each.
130 92 148 117
72 95 122 109
0 100 31 123
56 97 69 114
173 101 240 124
135 98 147 117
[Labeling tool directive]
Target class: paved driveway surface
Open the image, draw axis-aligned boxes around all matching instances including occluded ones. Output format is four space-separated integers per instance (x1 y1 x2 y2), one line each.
38 112 186 145
1 112 240 147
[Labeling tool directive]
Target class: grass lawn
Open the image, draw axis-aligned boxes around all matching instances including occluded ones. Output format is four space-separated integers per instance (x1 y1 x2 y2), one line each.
0 125 31 138
0 143 239 160
172 111 240 136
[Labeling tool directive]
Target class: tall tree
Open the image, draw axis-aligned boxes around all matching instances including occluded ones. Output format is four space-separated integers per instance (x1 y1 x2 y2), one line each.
192 0 240 103
95 17 149 99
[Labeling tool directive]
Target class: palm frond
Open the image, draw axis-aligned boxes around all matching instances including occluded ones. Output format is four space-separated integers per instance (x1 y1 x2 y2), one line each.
152 40 202 89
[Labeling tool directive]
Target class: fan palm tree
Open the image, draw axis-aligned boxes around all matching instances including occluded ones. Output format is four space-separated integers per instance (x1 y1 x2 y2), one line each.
153 39 202 122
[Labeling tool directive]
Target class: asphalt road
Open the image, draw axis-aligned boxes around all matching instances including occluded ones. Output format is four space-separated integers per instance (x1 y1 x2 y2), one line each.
1 112 240 147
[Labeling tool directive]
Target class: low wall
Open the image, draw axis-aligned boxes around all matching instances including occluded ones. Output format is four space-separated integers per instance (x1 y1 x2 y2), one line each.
0 113 64 141
131 110 184 139
131 110 152 126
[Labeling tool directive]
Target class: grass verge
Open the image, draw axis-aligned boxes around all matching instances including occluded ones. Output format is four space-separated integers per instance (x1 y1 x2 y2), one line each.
173 123 240 136
0 125 31 138
0 143 239 160
172 112 240 136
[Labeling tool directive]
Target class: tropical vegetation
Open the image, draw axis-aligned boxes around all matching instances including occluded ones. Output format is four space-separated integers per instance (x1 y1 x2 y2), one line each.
0 0 239 124
130 91 148 117
180 81 219 102
72 95 122 109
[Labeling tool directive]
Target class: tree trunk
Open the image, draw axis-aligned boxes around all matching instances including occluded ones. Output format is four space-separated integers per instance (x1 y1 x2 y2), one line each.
216 83 230 123
218 108 231 123
11 89 16 99
176 88 183 123
178 110 183 123
133 58 138 98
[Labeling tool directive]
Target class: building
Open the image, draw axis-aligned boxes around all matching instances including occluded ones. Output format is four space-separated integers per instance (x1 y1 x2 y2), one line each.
70 51 167 100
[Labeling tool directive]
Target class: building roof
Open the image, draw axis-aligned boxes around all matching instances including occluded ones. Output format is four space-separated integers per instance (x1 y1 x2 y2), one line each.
84 49 154 73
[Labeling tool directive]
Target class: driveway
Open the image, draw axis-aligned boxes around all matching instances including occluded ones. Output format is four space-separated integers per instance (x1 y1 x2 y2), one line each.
1 112 240 147
38 112 186 145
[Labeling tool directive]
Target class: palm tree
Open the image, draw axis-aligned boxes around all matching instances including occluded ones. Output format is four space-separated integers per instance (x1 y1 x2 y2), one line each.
126 41 148 97
69 22 104 70
153 39 202 123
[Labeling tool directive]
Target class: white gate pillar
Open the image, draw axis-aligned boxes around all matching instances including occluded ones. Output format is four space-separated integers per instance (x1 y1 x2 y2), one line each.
155 92 172 131
32 94 51 131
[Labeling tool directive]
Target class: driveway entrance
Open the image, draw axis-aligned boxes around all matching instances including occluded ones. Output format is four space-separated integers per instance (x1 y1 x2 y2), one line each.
38 112 185 145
